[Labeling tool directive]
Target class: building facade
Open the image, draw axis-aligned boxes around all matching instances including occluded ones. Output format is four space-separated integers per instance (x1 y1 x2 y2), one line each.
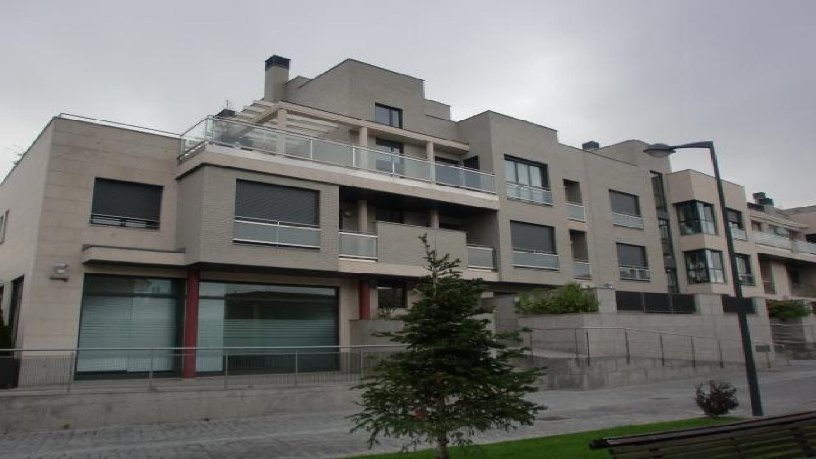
0 55 814 378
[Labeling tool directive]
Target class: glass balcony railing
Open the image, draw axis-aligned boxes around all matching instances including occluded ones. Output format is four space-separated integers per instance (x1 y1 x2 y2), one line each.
466 245 495 270
612 212 644 229
505 182 553 205
753 232 793 251
619 265 651 281
233 218 321 248
339 232 377 259
574 260 592 279
729 226 748 241
512 250 559 270
180 117 496 194
566 202 586 222
739 273 756 286
793 239 816 255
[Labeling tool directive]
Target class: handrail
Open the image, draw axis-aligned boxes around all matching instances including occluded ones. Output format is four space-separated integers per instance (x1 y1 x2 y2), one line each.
527 326 760 343
0 344 404 353
234 217 320 229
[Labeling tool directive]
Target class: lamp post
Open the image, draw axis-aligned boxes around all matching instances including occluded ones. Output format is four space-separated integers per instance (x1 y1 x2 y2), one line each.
644 141 764 417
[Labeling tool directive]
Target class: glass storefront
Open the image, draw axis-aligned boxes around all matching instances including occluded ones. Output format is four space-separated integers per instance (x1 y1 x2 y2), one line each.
197 282 338 373
76 275 183 374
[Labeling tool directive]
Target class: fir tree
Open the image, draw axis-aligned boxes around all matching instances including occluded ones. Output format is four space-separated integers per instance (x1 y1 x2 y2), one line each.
351 235 544 459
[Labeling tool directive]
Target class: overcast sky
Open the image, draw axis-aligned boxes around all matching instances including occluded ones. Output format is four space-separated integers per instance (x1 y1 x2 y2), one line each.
1 1 813 207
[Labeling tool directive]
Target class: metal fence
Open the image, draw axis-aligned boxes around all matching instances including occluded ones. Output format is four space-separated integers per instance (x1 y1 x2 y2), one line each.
525 327 776 369
0 345 403 393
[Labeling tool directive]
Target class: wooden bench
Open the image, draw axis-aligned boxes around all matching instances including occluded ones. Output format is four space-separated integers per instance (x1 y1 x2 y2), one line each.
589 411 816 458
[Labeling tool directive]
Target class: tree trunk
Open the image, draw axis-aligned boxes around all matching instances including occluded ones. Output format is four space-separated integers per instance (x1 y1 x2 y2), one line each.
435 434 450 459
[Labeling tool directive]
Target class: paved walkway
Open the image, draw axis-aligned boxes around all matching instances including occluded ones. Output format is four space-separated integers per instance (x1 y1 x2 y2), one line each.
2 361 816 459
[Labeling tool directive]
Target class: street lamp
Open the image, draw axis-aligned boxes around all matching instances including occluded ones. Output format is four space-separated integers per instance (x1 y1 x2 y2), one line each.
644 141 764 417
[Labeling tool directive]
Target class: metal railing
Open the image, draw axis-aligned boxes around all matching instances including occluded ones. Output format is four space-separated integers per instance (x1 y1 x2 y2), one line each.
0 345 403 393
338 231 377 259
505 182 553 205
512 249 559 270
739 273 756 286
526 327 775 368
574 260 592 279
619 265 651 281
466 245 496 270
89 213 160 230
179 117 496 194
233 218 321 248
566 202 586 222
612 212 644 229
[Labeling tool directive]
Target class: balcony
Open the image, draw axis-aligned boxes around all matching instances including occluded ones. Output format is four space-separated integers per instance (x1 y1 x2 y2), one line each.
793 239 816 255
506 182 553 206
574 260 592 279
233 218 321 248
466 245 496 270
339 232 377 260
730 226 748 241
619 265 651 281
612 212 644 229
566 202 586 222
181 117 496 194
739 273 756 286
512 250 559 270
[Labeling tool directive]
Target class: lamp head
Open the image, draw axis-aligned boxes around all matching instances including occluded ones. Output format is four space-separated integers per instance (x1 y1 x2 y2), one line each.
643 143 677 158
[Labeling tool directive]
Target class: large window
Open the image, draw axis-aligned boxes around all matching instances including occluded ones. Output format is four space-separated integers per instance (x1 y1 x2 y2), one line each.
0 210 7 243
658 218 674 257
726 208 744 230
510 221 556 253
77 275 184 374
504 156 548 189
735 254 754 285
374 138 405 174
197 281 338 373
609 190 641 216
676 200 717 235
7 277 23 347
375 208 404 224
616 243 649 281
685 249 726 284
90 178 162 229
377 280 406 315
234 180 320 248
651 171 667 211
374 103 403 128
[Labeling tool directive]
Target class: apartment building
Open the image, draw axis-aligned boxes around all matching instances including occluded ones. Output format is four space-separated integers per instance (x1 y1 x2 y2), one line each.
0 55 813 379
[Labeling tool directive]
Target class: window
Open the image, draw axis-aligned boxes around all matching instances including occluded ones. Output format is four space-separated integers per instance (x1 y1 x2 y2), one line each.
374 103 402 128
377 280 406 314
658 218 673 257
735 254 754 285
510 221 556 253
726 208 744 230
617 243 648 268
675 200 717 235
789 269 801 288
504 156 548 189
616 243 649 281
808 234 816 244
0 210 7 243
233 180 320 248
651 171 667 210
8 277 23 347
609 190 641 216
90 178 162 229
685 249 726 284
235 180 318 226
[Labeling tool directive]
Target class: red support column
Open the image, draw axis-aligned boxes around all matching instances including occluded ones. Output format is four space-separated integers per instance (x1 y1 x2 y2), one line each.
182 268 200 379
358 279 371 320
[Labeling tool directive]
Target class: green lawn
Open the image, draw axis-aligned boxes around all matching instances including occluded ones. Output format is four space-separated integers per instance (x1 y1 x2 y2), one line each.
349 417 740 459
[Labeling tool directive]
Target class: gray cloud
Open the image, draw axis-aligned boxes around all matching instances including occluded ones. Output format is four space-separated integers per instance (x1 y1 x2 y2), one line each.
1 0 813 206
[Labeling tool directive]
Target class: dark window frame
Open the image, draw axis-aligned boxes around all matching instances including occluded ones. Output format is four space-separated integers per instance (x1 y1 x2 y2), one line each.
675 200 717 235
510 221 556 254
504 156 549 189
90 178 163 230
685 249 727 284
735 253 754 286
609 190 641 217
726 208 744 230
377 279 407 312
234 180 319 227
374 103 403 128
616 243 649 268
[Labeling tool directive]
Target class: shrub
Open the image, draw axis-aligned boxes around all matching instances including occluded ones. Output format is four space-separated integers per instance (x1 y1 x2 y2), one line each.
767 300 810 321
695 380 739 418
516 283 599 315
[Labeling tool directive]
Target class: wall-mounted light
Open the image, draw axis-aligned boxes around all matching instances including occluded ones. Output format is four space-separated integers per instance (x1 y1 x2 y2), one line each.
50 263 69 281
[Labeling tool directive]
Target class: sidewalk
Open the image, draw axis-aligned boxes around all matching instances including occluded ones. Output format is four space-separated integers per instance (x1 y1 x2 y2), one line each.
2 361 815 459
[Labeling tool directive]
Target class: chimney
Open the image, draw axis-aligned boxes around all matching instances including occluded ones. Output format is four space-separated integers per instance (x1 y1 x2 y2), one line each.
582 140 600 150
264 55 290 102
